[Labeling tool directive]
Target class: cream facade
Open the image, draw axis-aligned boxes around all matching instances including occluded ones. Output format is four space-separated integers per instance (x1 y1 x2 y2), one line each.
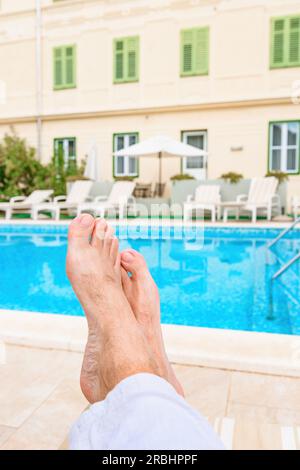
0 0 300 201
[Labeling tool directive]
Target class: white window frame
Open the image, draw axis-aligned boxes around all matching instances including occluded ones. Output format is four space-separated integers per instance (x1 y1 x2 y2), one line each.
269 122 300 174
114 133 138 177
182 130 207 180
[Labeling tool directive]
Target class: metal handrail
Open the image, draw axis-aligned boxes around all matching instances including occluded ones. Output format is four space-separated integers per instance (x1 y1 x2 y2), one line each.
268 217 300 249
272 252 300 281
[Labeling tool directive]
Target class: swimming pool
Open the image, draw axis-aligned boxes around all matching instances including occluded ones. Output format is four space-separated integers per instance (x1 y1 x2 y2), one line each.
0 224 299 335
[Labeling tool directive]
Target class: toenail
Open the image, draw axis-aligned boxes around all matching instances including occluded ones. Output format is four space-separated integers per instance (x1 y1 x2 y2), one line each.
122 251 134 262
96 223 106 239
79 214 93 226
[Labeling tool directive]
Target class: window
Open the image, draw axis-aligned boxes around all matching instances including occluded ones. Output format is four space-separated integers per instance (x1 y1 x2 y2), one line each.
271 15 300 69
113 133 138 177
269 122 299 174
182 131 207 180
180 27 209 76
54 137 77 171
113 37 139 83
53 45 76 90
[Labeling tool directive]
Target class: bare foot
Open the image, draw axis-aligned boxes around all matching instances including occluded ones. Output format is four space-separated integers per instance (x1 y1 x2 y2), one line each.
66 215 161 403
120 249 184 397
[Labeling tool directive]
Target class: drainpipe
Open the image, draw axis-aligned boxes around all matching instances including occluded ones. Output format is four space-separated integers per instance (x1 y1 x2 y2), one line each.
35 0 42 161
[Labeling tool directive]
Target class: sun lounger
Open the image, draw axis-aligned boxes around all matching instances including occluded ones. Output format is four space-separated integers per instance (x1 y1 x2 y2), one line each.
0 190 53 220
184 185 221 222
77 181 136 219
32 181 93 221
236 177 280 223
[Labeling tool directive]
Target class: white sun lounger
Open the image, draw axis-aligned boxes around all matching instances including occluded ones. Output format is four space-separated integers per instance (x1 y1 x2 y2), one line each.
32 180 93 221
77 181 136 219
184 185 221 222
236 177 280 223
292 196 300 220
0 190 53 220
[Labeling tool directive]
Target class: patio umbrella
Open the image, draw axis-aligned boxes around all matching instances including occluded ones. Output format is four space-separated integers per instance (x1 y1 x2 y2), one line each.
114 135 208 196
84 142 101 181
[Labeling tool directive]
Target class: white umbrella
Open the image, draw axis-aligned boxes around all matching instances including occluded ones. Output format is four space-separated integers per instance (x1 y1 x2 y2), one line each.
84 142 101 181
114 135 207 195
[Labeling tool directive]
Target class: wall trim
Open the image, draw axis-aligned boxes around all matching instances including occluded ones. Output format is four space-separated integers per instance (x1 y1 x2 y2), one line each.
0 96 295 126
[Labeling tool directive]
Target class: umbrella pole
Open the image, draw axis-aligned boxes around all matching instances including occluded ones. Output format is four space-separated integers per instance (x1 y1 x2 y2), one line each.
158 151 162 197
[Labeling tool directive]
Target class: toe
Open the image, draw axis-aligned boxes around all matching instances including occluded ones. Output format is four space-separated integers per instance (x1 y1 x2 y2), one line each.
110 237 119 264
68 214 95 249
91 218 107 249
103 225 115 255
120 249 149 280
121 266 132 292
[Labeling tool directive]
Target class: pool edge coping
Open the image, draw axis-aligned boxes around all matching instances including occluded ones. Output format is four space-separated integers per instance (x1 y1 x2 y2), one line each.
0 218 299 229
1 309 299 378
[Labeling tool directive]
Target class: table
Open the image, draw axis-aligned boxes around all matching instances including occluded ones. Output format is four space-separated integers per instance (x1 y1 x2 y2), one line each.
218 201 245 223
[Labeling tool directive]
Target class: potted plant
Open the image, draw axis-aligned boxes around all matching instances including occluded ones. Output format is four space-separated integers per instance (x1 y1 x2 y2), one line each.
114 176 135 182
265 171 289 185
170 173 195 184
220 172 244 184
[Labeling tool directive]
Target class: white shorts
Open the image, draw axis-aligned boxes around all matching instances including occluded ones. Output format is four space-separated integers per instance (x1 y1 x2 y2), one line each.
70 373 224 450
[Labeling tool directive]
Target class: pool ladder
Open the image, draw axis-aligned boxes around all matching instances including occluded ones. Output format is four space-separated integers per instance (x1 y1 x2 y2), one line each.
267 219 300 327
268 217 300 281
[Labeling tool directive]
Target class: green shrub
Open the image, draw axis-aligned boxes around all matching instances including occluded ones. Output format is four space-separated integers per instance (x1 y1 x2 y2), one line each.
66 175 90 182
0 133 52 201
114 176 135 182
220 172 243 184
170 173 195 181
266 171 288 185
0 132 86 200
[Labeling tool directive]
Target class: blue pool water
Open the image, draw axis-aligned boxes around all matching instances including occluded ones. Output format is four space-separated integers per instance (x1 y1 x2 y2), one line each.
0 224 299 335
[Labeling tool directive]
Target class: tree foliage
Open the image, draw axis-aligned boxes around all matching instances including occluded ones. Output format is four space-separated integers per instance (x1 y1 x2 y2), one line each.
0 133 85 201
0 134 52 200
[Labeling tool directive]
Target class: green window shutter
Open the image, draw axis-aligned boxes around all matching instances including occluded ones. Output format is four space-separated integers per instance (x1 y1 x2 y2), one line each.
181 30 194 75
289 17 300 65
271 18 286 68
65 46 76 87
181 27 209 76
126 37 139 81
53 45 76 90
114 36 139 83
271 15 300 69
194 27 209 75
114 39 125 82
54 47 63 89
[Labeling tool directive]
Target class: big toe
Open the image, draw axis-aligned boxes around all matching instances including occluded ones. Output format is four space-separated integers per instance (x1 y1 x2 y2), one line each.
121 249 150 280
67 214 95 279
68 214 95 248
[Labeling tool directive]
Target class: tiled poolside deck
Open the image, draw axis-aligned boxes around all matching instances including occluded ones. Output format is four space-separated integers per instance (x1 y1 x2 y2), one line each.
1 343 300 450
